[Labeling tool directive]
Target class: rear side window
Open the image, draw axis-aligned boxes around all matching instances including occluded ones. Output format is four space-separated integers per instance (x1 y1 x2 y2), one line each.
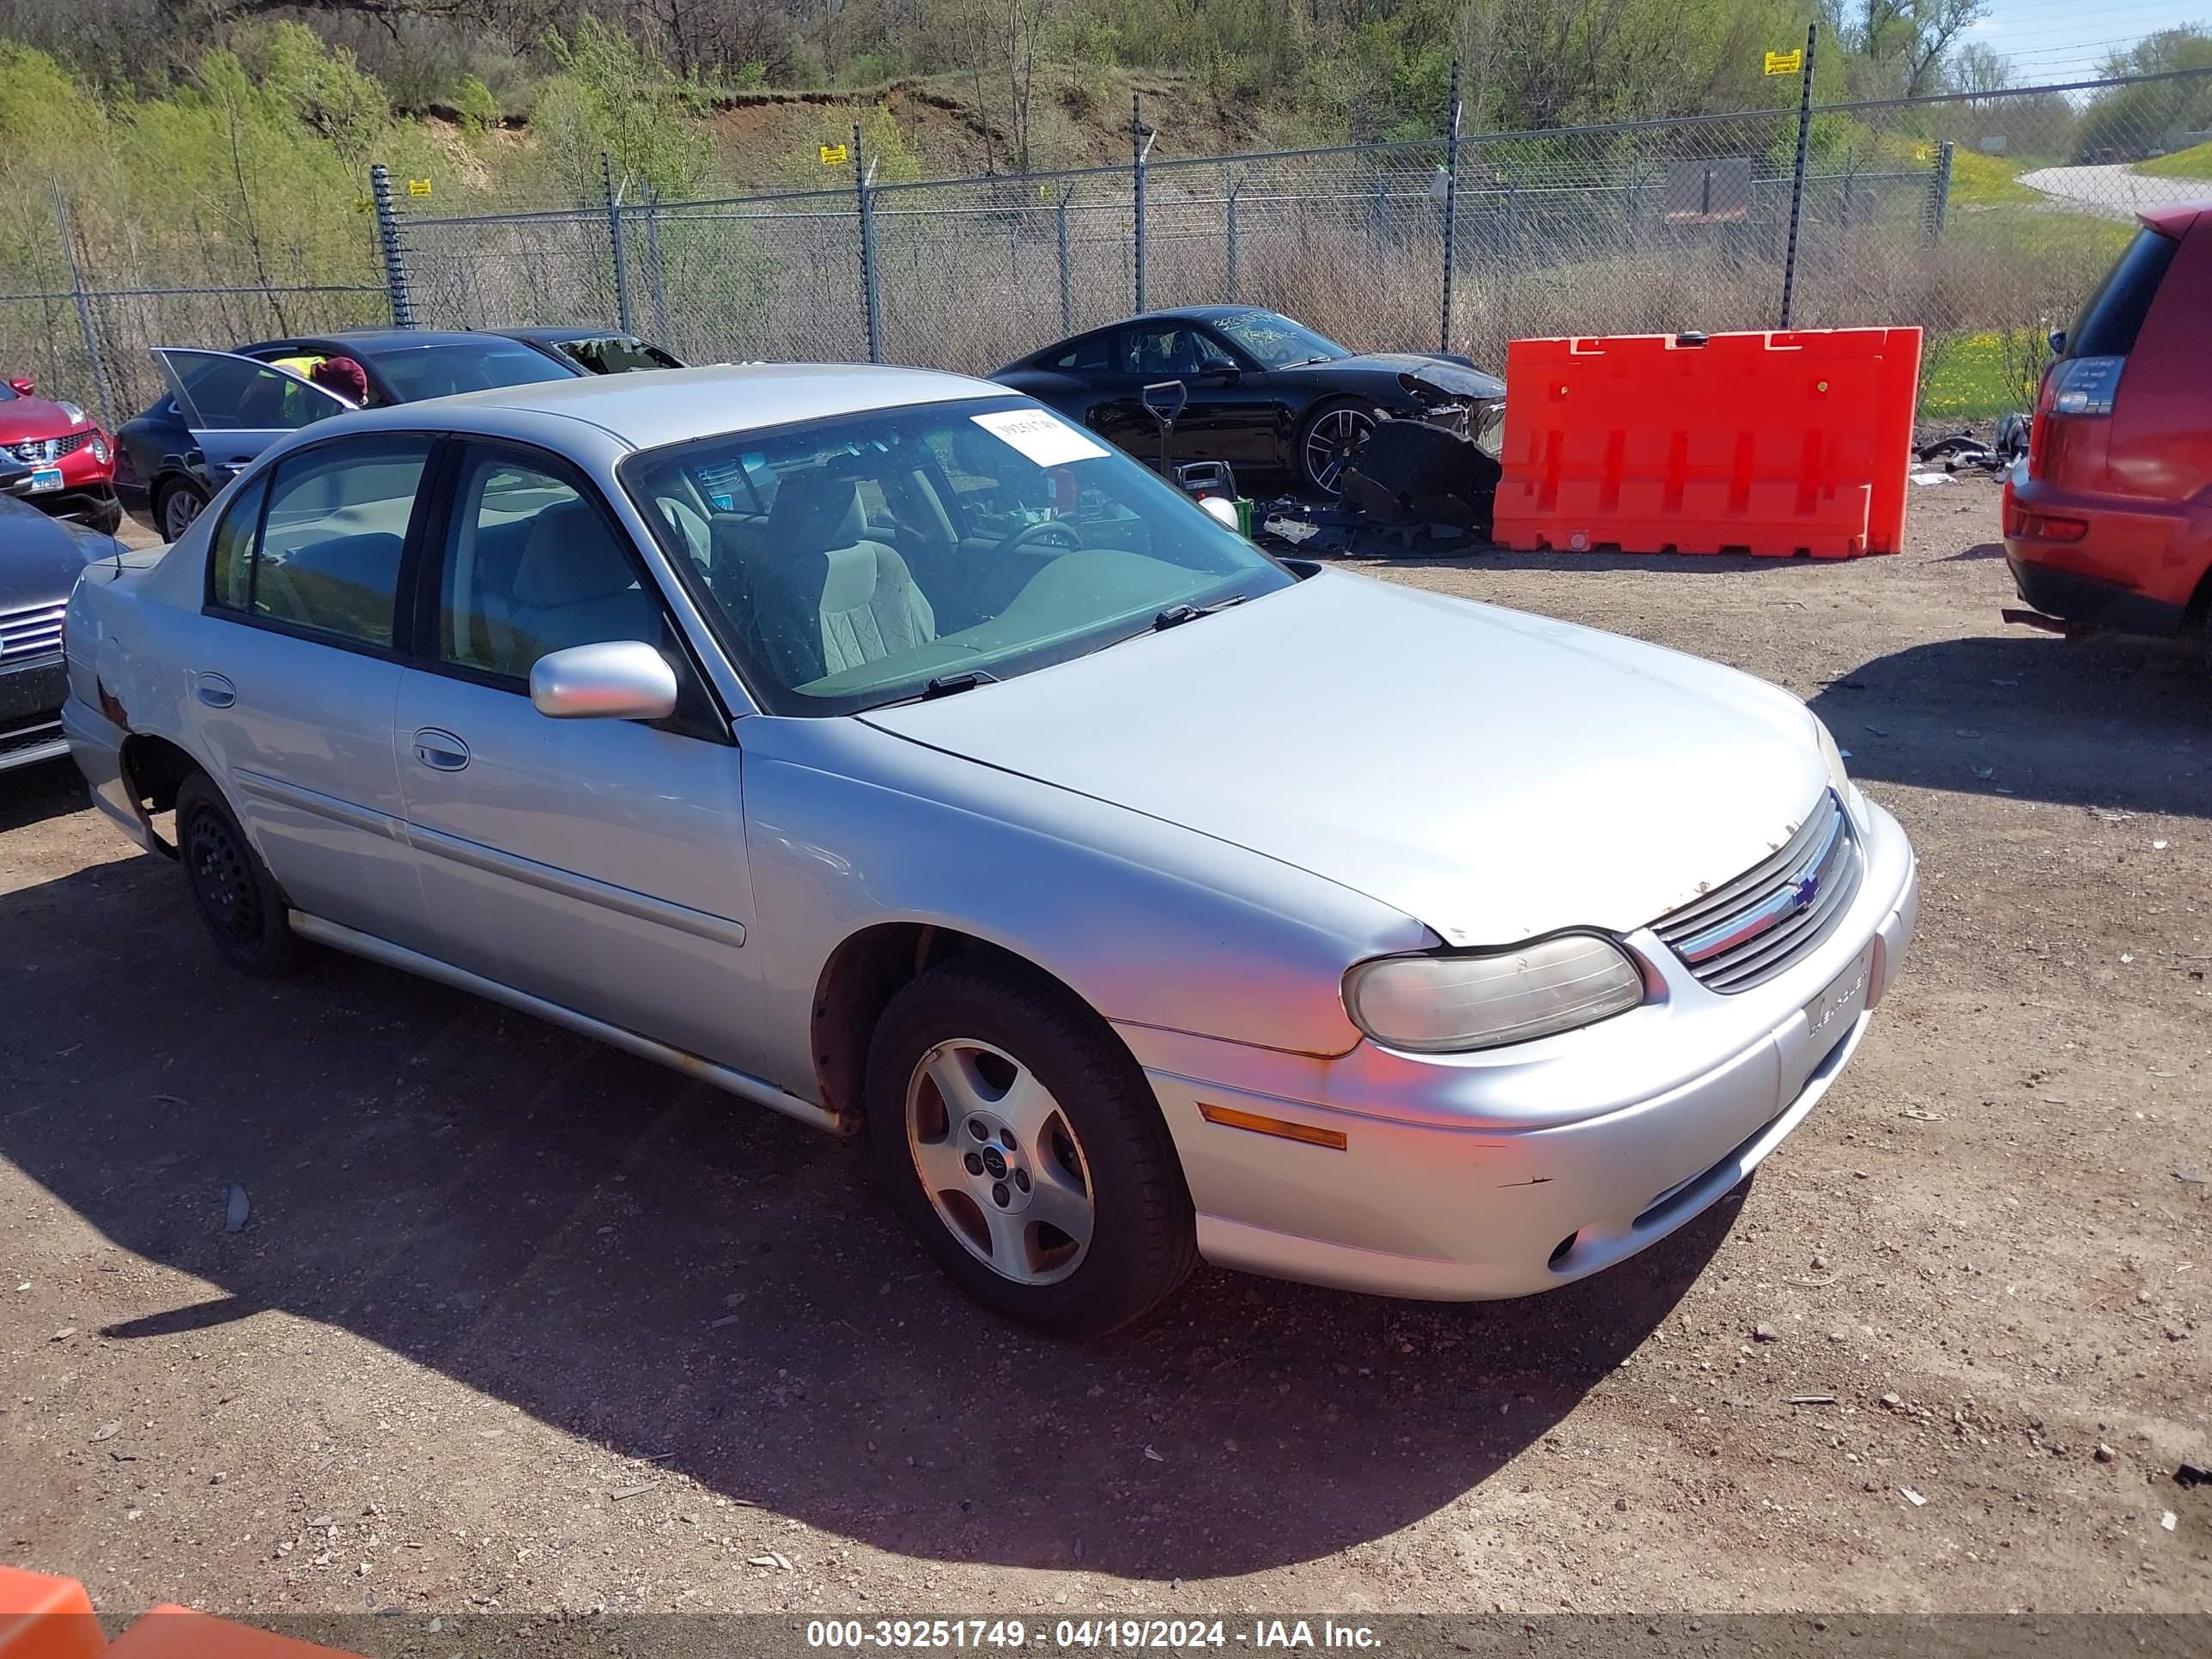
2067 228 2179 358
220 437 432 647
207 473 269 611
1052 335 1111 372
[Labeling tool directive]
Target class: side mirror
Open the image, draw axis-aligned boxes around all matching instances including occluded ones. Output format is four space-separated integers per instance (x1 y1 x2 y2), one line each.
2047 330 2065 356
529 639 678 721
1200 364 1240 385
9 376 34 397
1198 495 1241 531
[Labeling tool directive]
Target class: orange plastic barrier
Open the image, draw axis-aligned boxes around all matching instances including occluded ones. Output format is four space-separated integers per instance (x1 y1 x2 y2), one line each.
0 1568 104 1659
1491 327 1923 558
0 1571 357 1659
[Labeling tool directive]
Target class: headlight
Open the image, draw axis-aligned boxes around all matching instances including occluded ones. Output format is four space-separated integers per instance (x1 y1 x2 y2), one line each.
1343 933 1646 1054
88 436 109 465
58 401 85 424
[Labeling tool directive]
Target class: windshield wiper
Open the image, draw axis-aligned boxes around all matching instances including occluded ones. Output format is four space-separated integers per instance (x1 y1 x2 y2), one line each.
1152 595 1249 631
922 669 999 699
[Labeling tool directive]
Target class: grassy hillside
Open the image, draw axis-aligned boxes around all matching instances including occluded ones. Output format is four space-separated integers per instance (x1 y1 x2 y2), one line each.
2136 139 2212 179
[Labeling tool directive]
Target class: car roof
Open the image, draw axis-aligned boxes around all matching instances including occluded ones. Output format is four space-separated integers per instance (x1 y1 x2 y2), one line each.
351 362 1006 451
248 330 540 355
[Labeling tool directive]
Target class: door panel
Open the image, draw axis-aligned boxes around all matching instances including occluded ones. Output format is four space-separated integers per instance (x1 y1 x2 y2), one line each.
151 348 351 487
193 625 421 945
188 433 430 949
393 442 763 1069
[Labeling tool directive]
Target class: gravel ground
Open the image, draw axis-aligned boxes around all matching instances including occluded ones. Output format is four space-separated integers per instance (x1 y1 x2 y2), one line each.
2 474 2207 1626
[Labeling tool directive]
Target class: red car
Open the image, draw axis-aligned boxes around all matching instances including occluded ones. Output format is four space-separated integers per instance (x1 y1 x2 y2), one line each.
2004 202 2211 666
0 374 121 533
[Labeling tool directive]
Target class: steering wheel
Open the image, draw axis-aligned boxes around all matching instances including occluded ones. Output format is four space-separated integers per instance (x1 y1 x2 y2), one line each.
997 519 1083 556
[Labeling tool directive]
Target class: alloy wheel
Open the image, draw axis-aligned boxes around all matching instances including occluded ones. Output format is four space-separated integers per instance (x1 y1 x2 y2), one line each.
161 487 204 542
1303 407 1375 495
905 1038 1095 1285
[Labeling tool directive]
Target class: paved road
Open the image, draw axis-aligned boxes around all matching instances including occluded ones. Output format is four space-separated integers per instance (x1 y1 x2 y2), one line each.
2018 161 2212 222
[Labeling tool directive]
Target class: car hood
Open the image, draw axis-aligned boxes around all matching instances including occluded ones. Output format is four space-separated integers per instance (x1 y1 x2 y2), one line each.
0 497 122 611
1330 354 1505 403
860 570 1827 945
0 395 91 441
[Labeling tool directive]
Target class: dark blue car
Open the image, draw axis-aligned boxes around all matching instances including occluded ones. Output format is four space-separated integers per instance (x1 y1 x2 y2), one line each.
113 331 586 540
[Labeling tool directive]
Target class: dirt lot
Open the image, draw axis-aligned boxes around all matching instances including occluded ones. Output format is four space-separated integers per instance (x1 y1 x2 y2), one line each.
3 475 2208 1628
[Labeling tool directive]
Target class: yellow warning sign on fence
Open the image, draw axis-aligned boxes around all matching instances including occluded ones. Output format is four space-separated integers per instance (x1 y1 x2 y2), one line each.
819 143 849 166
405 178 432 198
1763 48 1802 76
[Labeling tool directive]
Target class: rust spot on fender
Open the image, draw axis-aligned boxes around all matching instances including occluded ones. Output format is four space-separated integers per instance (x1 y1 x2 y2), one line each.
96 677 127 729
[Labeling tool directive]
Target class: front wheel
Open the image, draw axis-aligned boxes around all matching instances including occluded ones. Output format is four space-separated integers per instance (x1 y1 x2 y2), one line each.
1299 400 1376 496
865 957 1198 1338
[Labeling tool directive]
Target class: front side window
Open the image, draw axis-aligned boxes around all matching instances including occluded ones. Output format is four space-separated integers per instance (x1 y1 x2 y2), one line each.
1115 325 1235 379
437 449 665 679
166 353 346 432
248 436 430 647
623 395 1292 717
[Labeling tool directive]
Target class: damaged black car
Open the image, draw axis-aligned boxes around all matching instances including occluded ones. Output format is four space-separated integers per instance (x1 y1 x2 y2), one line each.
993 307 1504 499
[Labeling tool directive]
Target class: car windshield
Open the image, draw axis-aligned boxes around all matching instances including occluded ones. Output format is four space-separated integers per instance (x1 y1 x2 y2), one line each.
1212 311 1350 368
557 335 683 374
356 339 577 402
624 395 1293 717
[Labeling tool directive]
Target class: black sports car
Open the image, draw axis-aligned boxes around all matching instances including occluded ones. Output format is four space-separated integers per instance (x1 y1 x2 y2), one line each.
496 326 686 374
113 329 585 539
992 307 1504 495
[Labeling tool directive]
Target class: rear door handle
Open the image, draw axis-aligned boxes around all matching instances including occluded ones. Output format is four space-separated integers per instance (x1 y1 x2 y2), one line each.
193 672 235 709
411 727 470 773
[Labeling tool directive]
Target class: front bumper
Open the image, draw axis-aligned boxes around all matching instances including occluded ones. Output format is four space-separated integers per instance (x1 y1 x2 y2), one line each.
1 655 69 773
1126 794 1918 1301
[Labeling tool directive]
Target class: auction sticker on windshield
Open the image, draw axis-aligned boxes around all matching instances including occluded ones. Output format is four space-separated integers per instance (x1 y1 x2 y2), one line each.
972 408 1109 467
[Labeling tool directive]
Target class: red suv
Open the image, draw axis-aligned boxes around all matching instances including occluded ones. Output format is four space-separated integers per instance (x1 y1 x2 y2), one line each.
0 374 121 533
2004 203 2210 665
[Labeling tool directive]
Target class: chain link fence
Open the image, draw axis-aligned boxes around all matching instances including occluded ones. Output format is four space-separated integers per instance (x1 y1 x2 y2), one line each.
3 70 2203 431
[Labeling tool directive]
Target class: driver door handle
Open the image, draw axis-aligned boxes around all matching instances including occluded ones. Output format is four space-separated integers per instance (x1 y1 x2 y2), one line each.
411 728 471 773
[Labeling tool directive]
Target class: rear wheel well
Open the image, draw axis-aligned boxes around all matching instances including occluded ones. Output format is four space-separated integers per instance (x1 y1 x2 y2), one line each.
2184 562 2212 635
119 733 200 857
813 925 1099 1131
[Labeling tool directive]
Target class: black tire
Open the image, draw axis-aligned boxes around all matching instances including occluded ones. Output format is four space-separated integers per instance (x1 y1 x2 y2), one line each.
155 477 210 544
864 956 1198 1339
175 772 302 978
1297 398 1376 496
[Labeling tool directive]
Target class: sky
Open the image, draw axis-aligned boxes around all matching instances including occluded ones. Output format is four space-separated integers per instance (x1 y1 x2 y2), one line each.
1972 0 2211 83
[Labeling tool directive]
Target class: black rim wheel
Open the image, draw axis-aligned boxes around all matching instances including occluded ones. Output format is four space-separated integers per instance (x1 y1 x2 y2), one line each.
187 807 263 945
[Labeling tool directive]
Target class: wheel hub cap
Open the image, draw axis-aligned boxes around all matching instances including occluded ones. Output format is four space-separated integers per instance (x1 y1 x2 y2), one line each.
906 1039 1093 1285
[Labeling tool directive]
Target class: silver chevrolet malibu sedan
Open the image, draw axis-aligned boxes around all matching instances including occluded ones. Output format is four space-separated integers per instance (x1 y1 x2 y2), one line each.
63 363 1918 1337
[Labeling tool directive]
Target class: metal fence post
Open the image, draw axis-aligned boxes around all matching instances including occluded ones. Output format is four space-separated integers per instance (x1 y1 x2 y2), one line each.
854 124 884 364
1440 60 1462 356
1925 141 1954 246
50 182 114 430
1056 189 1074 336
1225 180 1239 304
1778 22 1817 330
369 163 416 328
643 189 670 344
1131 95 1151 313
603 152 634 334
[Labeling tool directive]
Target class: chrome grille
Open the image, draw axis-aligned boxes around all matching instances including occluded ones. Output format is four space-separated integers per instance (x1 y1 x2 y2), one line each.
5 430 90 465
1 601 66 663
1653 791 1863 993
